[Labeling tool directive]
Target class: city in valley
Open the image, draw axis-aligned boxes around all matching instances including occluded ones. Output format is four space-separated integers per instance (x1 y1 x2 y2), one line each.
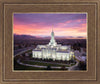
14 32 86 71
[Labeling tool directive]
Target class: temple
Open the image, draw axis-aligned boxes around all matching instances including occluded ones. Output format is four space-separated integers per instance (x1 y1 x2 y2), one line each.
32 28 74 61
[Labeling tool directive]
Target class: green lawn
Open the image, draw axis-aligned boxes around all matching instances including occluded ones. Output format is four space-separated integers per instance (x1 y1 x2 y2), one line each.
14 59 68 70
14 59 45 70
21 60 71 67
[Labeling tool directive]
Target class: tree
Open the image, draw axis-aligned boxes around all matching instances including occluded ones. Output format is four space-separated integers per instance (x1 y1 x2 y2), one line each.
46 65 52 70
61 65 66 70
78 61 86 70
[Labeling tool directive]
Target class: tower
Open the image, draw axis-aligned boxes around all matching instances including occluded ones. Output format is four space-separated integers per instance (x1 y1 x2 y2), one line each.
49 27 57 46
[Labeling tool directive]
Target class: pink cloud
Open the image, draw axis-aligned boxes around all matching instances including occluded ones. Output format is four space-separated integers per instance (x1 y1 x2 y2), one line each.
13 18 87 38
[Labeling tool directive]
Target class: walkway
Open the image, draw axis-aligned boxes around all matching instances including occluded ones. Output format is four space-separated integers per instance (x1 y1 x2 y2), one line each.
17 59 79 70
68 60 79 70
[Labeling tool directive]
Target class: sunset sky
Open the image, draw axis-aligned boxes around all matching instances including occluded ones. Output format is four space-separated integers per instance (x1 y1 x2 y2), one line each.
13 13 87 39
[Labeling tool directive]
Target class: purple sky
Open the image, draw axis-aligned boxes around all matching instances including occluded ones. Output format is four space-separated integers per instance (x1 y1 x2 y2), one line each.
14 13 87 39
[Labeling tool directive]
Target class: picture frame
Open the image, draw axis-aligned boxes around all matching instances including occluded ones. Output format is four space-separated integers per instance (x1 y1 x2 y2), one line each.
0 0 99 84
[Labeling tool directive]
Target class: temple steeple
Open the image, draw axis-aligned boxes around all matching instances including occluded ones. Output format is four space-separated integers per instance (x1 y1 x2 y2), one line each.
52 27 53 32
49 27 57 46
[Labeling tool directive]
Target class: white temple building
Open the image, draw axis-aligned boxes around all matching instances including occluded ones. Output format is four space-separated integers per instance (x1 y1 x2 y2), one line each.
32 28 75 61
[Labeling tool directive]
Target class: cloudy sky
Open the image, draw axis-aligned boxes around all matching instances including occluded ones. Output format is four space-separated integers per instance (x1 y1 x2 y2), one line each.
13 13 87 39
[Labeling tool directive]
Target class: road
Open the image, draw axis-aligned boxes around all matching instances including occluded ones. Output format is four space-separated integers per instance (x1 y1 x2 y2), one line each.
14 47 33 56
75 56 86 62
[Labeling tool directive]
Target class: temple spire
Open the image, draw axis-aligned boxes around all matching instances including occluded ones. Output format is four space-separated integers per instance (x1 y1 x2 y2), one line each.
48 27 57 46
52 27 53 32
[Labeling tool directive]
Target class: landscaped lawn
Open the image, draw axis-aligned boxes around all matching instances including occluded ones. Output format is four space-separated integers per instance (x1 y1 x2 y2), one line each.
14 59 68 70
21 60 71 67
